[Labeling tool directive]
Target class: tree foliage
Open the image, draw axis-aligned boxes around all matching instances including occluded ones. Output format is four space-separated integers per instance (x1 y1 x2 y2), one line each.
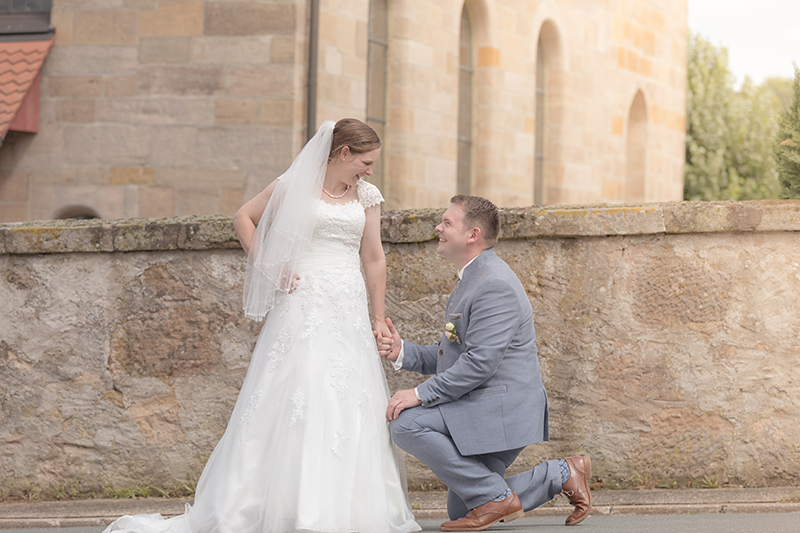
774 64 800 199
685 33 789 201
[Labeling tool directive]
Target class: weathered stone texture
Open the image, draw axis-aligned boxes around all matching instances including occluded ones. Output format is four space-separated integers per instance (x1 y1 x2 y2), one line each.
138 38 192 64
44 46 138 77
192 36 272 65
95 98 215 126
48 77 103 98
136 66 225 97
4 0 688 225
138 188 175 219
104 76 137 97
139 1 204 37
55 99 96 123
0 172 28 202
63 125 152 166
175 188 220 216
150 128 198 168
2 202 800 493
204 3 297 36
110 167 155 186
224 65 295 97
73 10 138 46
215 98 258 125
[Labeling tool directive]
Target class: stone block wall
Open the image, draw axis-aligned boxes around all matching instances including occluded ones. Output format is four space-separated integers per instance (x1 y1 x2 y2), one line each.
382 0 687 208
0 0 687 223
0 0 308 223
2 200 800 494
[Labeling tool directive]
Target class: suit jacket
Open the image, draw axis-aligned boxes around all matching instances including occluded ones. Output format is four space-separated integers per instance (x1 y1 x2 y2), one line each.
402 248 549 456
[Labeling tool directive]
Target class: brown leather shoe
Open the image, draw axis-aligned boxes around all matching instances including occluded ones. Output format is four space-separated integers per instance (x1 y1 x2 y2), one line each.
562 456 592 526
440 491 524 532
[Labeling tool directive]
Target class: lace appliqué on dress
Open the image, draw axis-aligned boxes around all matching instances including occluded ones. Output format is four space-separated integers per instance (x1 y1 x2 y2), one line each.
357 388 373 421
289 388 305 427
332 429 350 457
330 352 353 399
239 390 263 424
300 297 322 347
266 326 292 371
313 201 365 249
357 180 384 209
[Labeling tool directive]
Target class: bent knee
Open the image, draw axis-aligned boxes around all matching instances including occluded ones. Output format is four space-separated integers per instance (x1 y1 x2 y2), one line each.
388 407 425 444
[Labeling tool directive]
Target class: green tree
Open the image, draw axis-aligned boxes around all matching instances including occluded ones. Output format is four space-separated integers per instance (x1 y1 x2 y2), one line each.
685 33 784 201
774 64 800 199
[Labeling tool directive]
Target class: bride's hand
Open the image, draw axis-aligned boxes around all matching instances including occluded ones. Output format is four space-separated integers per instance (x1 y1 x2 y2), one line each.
374 318 402 361
279 271 301 293
373 318 393 355
374 318 392 342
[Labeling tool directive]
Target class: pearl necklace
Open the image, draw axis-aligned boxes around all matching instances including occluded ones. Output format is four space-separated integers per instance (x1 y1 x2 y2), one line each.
322 184 351 199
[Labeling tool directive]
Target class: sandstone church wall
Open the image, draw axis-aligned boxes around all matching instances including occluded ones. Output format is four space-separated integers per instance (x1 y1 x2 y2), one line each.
0 0 687 222
2 200 800 493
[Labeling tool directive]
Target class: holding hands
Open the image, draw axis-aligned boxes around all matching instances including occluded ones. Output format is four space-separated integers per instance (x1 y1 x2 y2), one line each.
373 318 422 420
373 318 401 362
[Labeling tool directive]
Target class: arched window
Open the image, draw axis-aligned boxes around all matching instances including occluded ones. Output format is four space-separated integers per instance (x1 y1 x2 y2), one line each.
533 20 563 205
457 5 473 195
367 0 388 194
55 205 100 220
626 91 647 202
534 37 546 204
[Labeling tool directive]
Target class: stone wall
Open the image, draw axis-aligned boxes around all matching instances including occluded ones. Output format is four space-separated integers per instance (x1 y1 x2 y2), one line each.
2 200 800 495
382 0 687 208
0 0 308 223
0 0 687 223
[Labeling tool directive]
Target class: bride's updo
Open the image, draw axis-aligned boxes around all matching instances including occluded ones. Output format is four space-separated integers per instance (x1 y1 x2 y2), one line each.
328 118 381 161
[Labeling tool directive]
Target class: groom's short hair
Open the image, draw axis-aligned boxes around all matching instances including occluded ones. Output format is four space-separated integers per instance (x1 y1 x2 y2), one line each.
450 195 500 247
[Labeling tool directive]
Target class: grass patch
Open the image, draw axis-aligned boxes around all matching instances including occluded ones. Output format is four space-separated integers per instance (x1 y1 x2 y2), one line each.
0 474 198 503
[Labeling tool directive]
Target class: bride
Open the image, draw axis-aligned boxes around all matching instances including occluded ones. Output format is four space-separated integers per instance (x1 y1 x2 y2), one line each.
103 119 421 533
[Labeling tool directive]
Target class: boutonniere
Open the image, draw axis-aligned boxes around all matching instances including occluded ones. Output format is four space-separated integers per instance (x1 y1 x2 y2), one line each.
444 321 461 344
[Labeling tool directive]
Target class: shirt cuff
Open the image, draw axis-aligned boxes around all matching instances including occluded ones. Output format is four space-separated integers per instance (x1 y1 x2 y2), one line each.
413 386 421 401
391 340 405 371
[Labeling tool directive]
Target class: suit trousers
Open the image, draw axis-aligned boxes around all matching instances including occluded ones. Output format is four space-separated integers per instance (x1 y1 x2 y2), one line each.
390 404 563 519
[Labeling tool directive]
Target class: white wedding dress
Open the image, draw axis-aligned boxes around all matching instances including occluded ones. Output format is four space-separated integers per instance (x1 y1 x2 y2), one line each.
105 180 420 533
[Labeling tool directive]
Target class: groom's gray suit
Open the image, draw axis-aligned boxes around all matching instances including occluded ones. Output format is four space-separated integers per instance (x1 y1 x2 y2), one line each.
389 247 563 519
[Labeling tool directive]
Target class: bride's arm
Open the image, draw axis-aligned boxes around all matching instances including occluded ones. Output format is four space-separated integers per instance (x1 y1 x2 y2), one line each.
233 179 279 255
360 204 391 339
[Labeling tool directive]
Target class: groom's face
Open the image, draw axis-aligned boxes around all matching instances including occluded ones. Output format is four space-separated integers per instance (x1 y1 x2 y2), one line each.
435 203 470 264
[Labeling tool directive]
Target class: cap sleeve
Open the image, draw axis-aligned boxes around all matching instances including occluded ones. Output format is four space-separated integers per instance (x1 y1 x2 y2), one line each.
357 180 384 209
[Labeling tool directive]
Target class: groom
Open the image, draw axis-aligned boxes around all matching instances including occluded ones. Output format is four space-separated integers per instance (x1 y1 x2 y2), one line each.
378 195 592 531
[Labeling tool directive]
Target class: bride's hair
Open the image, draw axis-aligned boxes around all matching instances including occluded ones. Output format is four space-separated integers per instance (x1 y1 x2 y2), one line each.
328 118 381 161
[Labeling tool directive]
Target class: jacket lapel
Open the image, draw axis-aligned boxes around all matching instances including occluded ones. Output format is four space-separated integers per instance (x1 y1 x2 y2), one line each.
446 248 495 316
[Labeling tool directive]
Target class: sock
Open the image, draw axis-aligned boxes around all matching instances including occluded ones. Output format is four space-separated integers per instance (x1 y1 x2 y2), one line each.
492 488 513 502
559 459 571 484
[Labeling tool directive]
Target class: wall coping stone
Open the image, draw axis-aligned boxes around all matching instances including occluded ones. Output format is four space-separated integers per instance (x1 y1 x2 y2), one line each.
2 200 800 255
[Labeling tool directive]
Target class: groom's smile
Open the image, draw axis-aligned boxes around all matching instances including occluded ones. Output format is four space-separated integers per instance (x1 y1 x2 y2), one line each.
435 203 472 265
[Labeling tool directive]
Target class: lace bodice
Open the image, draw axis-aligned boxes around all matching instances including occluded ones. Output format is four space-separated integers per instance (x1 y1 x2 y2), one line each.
312 201 366 250
310 180 384 251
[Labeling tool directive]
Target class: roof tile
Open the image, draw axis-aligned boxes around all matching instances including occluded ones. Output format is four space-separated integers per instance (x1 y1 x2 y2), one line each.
0 37 54 139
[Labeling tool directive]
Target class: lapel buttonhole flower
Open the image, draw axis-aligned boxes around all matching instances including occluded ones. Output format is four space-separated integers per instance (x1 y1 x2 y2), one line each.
444 321 461 344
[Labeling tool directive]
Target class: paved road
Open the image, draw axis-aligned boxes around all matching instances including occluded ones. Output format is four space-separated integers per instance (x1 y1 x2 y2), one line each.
4 513 800 533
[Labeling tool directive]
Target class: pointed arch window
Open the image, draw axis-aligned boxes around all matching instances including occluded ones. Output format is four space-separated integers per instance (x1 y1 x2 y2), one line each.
457 6 473 195
367 0 388 193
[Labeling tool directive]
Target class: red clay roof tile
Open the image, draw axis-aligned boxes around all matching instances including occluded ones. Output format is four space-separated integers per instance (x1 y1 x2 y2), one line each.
0 36 54 139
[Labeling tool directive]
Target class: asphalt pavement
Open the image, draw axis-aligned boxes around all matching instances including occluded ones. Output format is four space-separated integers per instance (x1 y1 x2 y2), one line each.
2 487 799 531
3 514 800 533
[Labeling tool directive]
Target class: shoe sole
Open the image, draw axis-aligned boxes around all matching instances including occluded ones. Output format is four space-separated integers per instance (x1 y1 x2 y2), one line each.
565 456 593 526
440 509 525 532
